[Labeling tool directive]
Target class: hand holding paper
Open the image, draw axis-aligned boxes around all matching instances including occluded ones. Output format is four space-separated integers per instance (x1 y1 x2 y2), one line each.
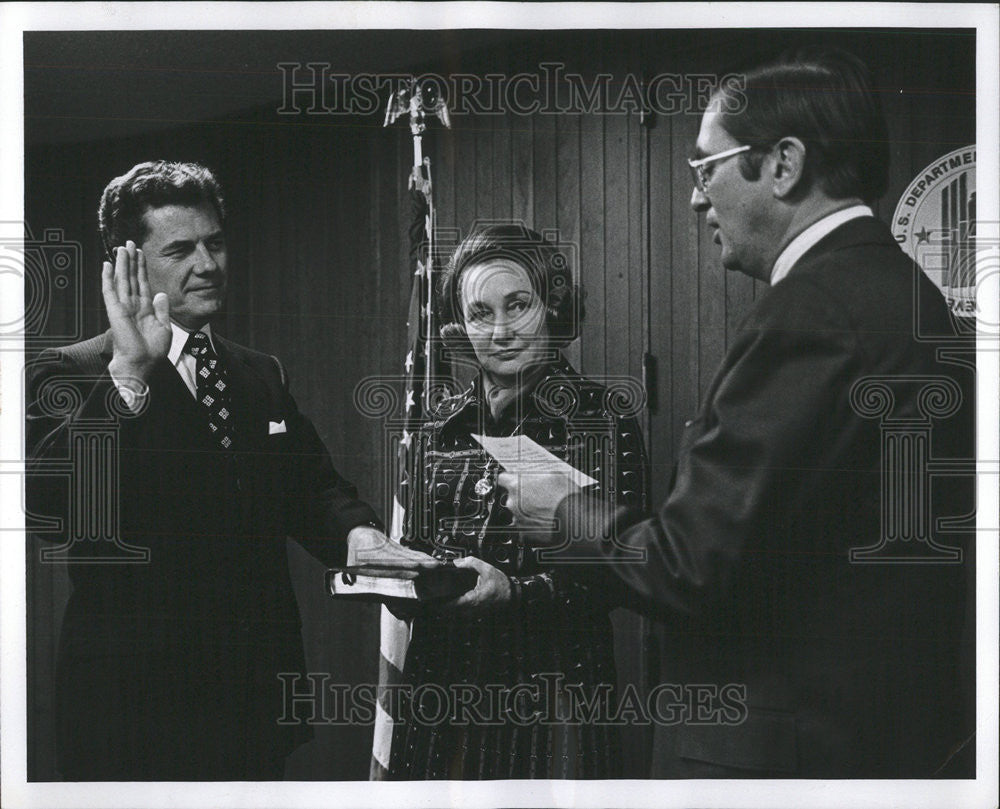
497 469 580 531
473 433 590 539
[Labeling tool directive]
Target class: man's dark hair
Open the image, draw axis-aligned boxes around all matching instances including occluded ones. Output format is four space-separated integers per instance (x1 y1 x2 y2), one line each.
438 222 583 354
98 161 226 259
713 47 890 204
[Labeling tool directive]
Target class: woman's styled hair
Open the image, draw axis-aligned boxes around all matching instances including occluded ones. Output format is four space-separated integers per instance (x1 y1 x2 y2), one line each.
437 222 583 354
98 160 226 260
712 46 890 204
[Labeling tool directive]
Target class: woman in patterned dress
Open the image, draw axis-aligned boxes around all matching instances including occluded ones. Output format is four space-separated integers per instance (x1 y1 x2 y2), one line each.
388 223 647 779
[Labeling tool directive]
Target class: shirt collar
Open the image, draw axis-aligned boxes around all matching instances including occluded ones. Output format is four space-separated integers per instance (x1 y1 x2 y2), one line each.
770 205 874 286
168 321 215 365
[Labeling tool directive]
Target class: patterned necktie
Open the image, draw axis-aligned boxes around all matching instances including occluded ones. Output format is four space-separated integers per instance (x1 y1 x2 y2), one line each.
184 330 236 449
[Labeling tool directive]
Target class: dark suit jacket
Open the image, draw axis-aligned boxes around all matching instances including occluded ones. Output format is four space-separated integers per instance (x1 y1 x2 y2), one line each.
26 330 381 780
557 217 975 778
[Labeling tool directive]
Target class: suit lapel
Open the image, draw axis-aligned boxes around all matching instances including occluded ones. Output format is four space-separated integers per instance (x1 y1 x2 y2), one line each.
99 329 222 443
99 328 276 450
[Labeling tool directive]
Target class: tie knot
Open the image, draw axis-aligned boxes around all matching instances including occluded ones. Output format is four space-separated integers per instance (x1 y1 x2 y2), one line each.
184 330 211 358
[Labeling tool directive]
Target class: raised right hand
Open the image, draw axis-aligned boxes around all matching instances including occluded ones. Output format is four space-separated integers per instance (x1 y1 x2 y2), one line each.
102 240 171 384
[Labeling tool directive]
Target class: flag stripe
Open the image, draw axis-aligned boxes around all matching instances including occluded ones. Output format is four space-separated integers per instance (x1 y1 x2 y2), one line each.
371 697 396 774
379 609 409 680
371 172 442 779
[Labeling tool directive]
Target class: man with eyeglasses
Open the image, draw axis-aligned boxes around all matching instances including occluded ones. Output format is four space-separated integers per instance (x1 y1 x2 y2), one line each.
501 47 974 778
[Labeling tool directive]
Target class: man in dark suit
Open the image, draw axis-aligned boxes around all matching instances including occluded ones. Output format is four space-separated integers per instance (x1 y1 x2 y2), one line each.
26 161 432 780
501 49 974 777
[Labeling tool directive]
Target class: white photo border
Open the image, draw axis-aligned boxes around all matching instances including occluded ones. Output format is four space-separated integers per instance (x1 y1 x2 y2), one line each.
1 3 997 808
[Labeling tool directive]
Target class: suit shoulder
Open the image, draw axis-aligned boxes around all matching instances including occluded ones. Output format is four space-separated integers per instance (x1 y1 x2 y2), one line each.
789 239 950 336
747 268 858 331
798 238 913 286
30 333 109 377
216 336 270 364
57 333 108 364
218 336 285 372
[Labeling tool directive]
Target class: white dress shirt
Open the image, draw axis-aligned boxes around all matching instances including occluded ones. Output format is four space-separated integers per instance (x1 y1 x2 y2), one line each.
111 322 215 411
770 205 874 286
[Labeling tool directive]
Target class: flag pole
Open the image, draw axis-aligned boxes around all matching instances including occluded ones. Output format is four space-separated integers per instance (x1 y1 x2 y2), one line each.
371 78 450 780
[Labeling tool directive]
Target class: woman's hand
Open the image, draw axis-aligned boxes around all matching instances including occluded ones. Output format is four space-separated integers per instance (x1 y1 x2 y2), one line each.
436 556 512 615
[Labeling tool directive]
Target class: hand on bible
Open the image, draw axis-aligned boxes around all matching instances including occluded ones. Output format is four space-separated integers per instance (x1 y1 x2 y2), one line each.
346 525 441 571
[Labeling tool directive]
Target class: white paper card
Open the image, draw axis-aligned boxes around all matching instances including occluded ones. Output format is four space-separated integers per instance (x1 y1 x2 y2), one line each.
471 433 598 488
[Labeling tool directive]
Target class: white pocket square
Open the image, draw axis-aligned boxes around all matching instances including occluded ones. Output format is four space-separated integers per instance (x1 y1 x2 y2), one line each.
268 420 287 435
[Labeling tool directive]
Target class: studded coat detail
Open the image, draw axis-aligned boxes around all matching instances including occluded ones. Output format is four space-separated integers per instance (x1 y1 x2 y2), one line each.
388 357 647 779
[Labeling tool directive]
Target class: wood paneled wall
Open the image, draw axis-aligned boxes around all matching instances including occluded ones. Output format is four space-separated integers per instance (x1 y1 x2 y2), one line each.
25 28 975 780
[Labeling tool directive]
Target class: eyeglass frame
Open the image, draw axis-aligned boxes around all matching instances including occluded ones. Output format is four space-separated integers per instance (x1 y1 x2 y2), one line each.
687 144 753 193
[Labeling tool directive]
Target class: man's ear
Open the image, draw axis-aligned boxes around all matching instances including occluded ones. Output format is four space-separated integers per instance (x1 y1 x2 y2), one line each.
771 136 807 199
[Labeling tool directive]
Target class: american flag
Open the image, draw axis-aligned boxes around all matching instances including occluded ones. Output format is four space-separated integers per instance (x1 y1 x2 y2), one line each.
370 179 443 779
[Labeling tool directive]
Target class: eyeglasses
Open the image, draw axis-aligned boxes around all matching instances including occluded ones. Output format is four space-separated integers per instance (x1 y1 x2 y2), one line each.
687 144 752 193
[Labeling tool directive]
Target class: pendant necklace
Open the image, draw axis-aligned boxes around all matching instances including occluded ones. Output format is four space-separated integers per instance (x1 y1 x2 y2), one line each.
474 365 547 499
473 409 531 498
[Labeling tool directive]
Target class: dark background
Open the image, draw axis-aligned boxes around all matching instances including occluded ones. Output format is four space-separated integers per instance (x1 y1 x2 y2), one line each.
24 27 976 780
